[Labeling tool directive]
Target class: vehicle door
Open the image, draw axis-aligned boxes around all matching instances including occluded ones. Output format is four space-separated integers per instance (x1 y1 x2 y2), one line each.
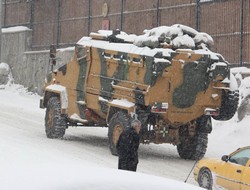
216 161 243 190
241 159 250 190
217 148 250 190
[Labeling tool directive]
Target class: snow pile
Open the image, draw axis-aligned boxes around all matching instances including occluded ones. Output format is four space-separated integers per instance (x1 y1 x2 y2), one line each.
0 83 202 189
0 83 37 97
0 164 203 190
208 114 250 157
193 32 214 47
89 24 214 50
172 34 195 49
1 73 250 189
229 72 239 91
231 67 250 121
231 66 250 86
0 62 13 86
133 24 202 49
237 77 250 121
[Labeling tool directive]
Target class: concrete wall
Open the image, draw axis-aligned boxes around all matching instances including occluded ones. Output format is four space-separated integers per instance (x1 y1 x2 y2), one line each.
1 28 32 84
1 28 74 95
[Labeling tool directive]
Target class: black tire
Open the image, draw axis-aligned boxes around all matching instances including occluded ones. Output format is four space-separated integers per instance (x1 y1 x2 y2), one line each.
198 168 213 190
45 97 67 138
213 90 239 121
177 132 208 160
108 111 130 155
177 116 211 160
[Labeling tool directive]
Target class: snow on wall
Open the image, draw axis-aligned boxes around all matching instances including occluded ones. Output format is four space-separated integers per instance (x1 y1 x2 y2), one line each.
1 26 75 95
2 26 31 34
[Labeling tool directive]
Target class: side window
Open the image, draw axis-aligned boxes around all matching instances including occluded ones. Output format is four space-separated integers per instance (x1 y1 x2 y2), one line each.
229 149 250 166
76 45 87 60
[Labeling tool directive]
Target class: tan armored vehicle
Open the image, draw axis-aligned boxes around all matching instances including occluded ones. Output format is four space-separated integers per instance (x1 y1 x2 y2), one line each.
40 24 239 160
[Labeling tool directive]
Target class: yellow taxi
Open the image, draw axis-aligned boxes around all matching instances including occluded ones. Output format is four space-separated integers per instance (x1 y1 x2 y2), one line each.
194 146 250 190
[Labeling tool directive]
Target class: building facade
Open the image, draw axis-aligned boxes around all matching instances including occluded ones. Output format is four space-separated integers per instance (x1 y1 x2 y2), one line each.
1 0 249 66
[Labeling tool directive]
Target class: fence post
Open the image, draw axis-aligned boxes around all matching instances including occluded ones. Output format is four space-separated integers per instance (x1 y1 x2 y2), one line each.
4 0 6 27
240 0 244 66
29 0 34 29
156 0 160 27
88 0 91 35
196 0 200 31
120 0 124 31
56 0 61 48
0 0 2 62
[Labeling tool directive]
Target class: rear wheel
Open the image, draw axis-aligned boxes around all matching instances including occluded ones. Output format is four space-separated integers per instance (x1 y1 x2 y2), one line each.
108 111 130 155
45 97 67 138
177 131 208 160
198 168 213 190
177 117 210 160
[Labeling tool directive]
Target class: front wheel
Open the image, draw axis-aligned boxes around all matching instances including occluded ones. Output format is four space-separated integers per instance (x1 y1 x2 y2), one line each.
198 168 213 190
108 111 130 155
45 96 67 138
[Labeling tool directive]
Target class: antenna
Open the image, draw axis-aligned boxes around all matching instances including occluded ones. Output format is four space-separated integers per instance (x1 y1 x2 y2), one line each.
184 159 199 183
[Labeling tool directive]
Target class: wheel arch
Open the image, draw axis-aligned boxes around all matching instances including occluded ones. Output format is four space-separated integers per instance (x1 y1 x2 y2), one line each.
106 100 136 124
42 84 68 114
199 166 211 174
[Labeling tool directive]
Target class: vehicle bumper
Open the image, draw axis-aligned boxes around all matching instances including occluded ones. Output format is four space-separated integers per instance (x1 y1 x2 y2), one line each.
193 165 200 182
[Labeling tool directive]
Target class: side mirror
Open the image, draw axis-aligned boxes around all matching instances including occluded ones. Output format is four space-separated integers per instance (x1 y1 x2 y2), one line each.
221 155 229 162
50 44 57 66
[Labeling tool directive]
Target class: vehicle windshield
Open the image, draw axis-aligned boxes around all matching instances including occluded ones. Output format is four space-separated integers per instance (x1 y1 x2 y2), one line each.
229 148 250 166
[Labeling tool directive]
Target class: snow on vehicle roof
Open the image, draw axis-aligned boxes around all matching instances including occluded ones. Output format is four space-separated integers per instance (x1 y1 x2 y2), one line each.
78 36 163 57
172 35 195 49
77 24 217 60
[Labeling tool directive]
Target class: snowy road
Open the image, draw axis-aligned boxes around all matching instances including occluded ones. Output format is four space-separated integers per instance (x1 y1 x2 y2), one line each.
1 85 249 188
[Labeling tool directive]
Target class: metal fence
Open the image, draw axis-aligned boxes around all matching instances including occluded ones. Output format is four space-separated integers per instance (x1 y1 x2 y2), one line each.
1 0 249 66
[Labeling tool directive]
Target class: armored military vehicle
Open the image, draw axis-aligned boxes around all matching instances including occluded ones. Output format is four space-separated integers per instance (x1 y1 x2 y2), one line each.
40 24 239 160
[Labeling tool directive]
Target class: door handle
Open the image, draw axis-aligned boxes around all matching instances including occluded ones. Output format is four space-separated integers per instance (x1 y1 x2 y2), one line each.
236 170 242 173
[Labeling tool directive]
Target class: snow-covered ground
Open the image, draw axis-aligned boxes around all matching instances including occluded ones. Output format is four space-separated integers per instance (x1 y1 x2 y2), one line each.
0 83 249 189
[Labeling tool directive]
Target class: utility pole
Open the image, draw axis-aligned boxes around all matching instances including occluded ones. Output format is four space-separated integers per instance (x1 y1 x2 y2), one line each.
0 0 2 62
